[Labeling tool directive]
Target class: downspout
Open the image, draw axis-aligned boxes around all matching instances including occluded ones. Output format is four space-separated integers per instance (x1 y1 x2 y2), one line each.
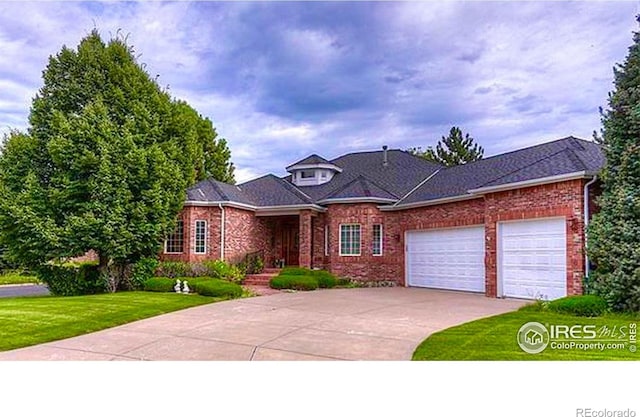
218 203 225 261
583 175 597 279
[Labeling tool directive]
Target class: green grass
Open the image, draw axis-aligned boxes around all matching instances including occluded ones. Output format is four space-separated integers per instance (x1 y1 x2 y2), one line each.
413 305 639 360
0 292 218 352
0 273 40 286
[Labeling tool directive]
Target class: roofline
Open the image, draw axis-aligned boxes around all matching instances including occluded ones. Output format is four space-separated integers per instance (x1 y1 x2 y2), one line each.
185 200 257 211
379 194 482 211
315 197 398 205
467 171 594 195
286 163 343 173
184 200 326 213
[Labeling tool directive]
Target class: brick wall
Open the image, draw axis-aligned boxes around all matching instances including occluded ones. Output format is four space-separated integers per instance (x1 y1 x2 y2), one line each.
223 207 272 265
160 205 272 265
160 205 221 263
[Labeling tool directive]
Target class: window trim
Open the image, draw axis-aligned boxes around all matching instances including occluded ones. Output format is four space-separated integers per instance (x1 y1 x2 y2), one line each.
194 219 207 254
372 224 383 256
164 220 184 254
324 224 329 256
300 170 316 179
339 223 361 256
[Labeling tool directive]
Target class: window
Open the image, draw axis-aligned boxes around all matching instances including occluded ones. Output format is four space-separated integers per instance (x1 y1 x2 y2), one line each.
320 171 327 178
195 220 207 254
301 170 315 179
340 224 361 256
372 224 383 256
165 220 184 253
324 225 329 256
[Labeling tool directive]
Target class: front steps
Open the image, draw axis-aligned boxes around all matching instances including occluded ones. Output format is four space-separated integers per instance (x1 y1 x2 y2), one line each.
243 268 281 286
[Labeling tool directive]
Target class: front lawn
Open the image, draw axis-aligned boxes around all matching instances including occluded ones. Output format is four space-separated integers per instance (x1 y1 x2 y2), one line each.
413 305 639 360
0 272 40 286
0 292 218 352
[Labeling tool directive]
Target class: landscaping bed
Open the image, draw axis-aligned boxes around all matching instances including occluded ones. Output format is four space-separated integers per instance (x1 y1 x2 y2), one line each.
0 292 217 352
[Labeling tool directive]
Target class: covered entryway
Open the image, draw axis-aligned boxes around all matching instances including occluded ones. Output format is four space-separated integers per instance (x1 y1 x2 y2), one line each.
498 217 567 300
406 226 485 292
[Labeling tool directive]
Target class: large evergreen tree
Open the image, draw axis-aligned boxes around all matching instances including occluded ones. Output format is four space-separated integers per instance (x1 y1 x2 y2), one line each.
588 23 640 312
0 31 234 286
409 126 484 166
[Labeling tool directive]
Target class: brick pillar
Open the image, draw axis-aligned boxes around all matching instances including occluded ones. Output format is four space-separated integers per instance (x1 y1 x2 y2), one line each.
299 210 312 268
484 218 497 298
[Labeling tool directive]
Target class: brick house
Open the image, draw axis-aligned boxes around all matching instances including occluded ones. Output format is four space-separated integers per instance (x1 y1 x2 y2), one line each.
161 136 604 300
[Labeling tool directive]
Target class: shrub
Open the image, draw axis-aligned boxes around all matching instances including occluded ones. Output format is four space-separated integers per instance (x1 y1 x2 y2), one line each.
316 271 337 289
130 258 159 290
37 262 105 296
237 252 265 275
270 275 318 291
547 295 609 317
155 261 192 278
202 260 244 284
280 267 310 276
192 279 242 298
143 277 176 292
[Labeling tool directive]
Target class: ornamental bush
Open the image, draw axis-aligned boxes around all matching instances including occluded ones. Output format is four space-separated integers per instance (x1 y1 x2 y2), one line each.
269 275 319 291
192 279 242 298
37 262 105 296
547 295 609 317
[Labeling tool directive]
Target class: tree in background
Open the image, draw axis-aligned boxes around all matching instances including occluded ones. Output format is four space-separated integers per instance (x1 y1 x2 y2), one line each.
409 126 484 166
587 23 640 312
0 30 234 290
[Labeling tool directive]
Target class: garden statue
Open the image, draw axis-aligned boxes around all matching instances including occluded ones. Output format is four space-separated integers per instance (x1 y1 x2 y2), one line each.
182 280 190 294
174 279 181 293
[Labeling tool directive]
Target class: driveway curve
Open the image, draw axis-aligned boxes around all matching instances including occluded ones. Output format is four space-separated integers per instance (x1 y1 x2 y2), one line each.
0 288 527 361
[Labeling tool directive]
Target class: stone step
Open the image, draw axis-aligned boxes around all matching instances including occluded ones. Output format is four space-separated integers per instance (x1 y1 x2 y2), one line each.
263 268 282 274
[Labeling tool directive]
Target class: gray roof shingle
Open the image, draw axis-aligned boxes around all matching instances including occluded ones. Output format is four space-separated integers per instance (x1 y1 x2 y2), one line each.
286 154 333 169
398 136 603 205
188 136 604 209
239 174 313 206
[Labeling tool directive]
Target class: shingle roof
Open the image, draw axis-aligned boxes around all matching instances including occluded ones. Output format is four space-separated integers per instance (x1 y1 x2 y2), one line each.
239 174 313 206
319 175 399 201
398 136 603 205
186 178 255 205
188 136 604 209
286 154 333 169
295 149 441 202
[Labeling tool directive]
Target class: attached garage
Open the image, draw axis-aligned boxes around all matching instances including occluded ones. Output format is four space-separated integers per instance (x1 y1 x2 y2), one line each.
406 226 485 292
498 217 567 300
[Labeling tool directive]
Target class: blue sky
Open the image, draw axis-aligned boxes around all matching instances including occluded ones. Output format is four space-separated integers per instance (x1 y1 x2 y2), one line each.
0 1 638 182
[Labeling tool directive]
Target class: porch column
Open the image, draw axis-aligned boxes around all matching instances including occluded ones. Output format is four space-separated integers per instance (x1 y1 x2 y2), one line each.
299 210 312 268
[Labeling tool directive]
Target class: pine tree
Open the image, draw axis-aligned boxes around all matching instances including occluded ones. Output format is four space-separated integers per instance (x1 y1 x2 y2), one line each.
409 127 484 166
587 22 640 311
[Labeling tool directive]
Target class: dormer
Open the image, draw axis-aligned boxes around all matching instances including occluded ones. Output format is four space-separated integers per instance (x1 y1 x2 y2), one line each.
286 154 343 186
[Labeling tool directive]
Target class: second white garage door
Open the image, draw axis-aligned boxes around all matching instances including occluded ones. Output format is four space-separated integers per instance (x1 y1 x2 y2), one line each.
406 226 485 292
499 218 567 300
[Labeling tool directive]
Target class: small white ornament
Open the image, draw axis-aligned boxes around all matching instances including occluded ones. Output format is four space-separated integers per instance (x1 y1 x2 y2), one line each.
174 279 182 293
182 280 190 294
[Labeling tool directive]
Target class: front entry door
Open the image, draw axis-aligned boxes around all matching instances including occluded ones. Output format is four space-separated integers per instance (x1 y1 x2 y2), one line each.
282 226 299 266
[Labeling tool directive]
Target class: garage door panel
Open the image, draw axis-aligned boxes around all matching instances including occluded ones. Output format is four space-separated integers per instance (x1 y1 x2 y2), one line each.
500 218 567 300
406 226 485 293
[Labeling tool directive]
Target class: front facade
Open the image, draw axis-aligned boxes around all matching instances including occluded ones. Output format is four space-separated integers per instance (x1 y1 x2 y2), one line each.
161 136 604 300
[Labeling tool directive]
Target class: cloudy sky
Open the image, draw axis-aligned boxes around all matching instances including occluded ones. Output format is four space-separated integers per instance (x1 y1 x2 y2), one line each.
0 1 638 182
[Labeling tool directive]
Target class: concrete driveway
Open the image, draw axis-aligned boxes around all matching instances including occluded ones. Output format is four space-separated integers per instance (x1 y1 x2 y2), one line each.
0 288 527 361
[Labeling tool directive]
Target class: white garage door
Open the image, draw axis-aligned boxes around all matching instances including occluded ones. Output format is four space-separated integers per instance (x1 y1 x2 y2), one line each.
499 218 567 300
406 226 485 292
